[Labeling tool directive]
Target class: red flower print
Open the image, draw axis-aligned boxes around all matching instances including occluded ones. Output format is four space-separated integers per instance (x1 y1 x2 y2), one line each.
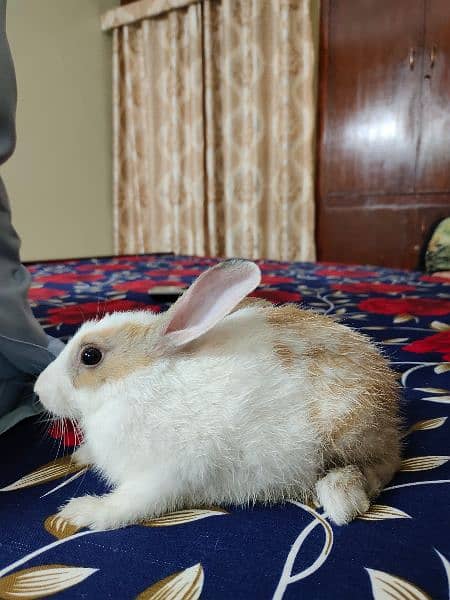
46 299 157 325
258 263 289 271
113 255 151 263
143 270 170 277
316 268 379 278
48 420 82 447
145 269 203 277
28 287 67 301
173 269 204 277
420 274 450 284
76 263 131 272
332 283 416 294
35 273 103 284
358 297 450 316
251 290 302 303
113 280 186 293
403 330 450 361
261 275 296 285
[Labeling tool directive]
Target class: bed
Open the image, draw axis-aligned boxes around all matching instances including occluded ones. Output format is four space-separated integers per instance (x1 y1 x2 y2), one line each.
0 254 449 599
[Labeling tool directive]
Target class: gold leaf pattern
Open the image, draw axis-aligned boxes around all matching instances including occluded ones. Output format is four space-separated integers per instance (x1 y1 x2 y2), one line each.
366 568 432 600
0 457 86 492
393 314 414 323
414 388 449 394
136 563 204 600
400 456 450 472
408 417 447 433
44 514 80 540
0 564 97 599
358 505 411 521
435 364 450 374
431 321 450 331
142 509 228 527
435 549 450 593
420 396 450 404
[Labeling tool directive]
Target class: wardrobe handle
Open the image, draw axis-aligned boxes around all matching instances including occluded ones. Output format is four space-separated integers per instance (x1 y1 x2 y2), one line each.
409 47 415 70
430 44 437 69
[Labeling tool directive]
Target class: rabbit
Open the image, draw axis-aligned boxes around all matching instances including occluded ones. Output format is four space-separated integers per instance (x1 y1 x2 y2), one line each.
34 259 401 531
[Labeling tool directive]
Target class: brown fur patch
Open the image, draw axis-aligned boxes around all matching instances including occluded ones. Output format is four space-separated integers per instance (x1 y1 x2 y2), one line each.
266 303 401 471
73 323 155 389
267 304 326 328
327 364 399 442
267 304 304 327
273 342 296 368
303 347 327 361
267 305 322 370
232 297 273 312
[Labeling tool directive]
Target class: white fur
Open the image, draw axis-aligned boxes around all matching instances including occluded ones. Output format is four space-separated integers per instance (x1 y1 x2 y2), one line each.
34 261 400 530
316 466 370 525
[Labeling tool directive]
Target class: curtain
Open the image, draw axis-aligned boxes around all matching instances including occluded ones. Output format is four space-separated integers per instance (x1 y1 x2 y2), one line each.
102 0 316 261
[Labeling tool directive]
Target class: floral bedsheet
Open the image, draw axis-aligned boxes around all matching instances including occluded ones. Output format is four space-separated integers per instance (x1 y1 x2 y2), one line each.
0 254 449 599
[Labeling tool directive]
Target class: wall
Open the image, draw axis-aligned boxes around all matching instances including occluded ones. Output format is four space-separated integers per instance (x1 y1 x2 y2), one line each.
2 0 320 261
2 0 117 261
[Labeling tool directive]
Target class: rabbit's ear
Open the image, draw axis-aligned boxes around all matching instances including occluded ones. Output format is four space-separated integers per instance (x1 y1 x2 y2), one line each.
161 260 261 347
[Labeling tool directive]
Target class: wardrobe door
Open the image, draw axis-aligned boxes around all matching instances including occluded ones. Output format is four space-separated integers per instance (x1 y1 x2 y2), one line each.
415 0 450 193
318 0 424 197
317 0 426 268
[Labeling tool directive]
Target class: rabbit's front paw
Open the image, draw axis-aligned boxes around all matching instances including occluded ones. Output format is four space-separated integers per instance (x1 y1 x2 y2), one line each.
58 495 119 531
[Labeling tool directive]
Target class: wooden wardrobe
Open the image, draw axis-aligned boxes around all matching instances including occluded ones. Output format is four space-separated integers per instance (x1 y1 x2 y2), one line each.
316 0 450 269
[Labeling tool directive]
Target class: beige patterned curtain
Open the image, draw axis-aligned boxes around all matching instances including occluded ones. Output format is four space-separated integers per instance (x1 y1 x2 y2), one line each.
102 0 316 261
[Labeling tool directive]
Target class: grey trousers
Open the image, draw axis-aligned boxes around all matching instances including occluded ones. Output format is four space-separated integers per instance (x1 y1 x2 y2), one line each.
0 0 62 433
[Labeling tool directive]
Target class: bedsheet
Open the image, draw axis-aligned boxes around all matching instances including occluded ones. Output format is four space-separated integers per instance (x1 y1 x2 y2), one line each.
0 254 449 599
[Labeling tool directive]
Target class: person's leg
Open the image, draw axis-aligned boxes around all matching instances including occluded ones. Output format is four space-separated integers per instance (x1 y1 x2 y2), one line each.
0 0 63 433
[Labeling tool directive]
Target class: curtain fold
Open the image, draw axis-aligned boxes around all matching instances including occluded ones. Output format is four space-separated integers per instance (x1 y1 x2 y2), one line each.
108 0 316 261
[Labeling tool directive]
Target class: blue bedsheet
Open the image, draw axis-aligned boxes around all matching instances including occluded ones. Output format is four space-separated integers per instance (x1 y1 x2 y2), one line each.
0 255 449 599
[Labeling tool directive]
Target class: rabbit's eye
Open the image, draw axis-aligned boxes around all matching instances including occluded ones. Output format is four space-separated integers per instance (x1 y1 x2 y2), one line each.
81 346 103 366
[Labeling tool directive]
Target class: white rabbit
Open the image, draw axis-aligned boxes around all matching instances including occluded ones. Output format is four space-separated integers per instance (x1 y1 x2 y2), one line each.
34 260 401 530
